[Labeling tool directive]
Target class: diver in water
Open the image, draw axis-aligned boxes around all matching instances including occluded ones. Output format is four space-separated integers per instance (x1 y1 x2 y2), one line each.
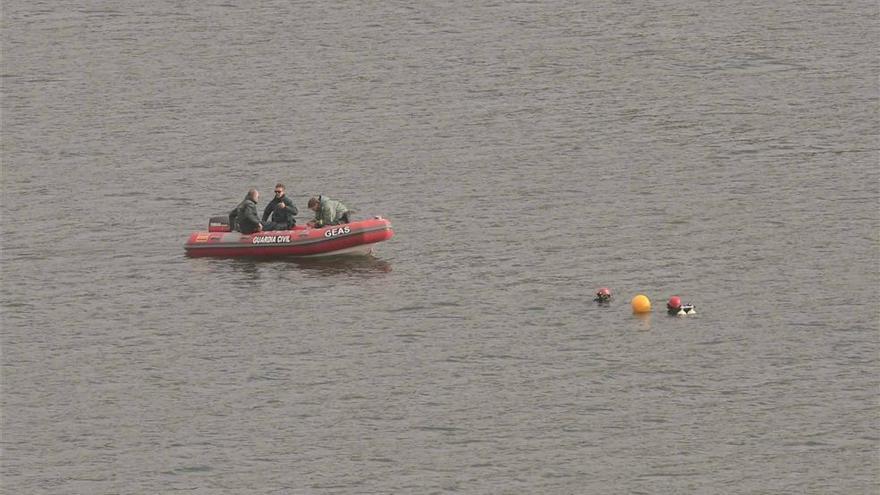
666 296 696 315
594 287 613 304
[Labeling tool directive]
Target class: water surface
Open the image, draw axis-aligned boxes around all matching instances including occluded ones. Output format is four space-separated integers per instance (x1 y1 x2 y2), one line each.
2 1 878 493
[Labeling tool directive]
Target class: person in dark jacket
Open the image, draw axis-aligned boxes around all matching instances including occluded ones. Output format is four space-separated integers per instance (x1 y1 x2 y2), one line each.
261 183 298 231
229 189 262 234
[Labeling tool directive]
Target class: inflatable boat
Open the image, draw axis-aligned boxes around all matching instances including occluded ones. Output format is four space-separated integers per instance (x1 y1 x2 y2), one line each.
184 216 394 258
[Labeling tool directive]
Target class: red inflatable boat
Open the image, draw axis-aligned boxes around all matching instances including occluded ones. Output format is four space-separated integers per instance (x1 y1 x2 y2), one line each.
184 216 394 258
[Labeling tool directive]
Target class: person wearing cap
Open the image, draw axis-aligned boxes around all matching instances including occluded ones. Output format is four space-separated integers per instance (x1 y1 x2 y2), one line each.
229 188 263 234
307 195 350 228
261 183 298 231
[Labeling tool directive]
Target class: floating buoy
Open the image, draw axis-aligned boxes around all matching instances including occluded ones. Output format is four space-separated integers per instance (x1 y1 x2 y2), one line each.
631 294 651 313
595 287 612 303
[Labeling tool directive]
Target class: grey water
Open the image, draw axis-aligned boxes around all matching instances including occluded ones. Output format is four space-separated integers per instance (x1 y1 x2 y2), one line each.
2 1 878 493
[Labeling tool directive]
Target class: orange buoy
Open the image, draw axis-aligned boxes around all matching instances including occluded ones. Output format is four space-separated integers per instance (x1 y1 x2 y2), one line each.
631 294 651 313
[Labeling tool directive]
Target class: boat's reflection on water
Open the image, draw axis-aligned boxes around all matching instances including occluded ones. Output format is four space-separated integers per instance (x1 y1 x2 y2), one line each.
223 254 393 278
289 255 393 275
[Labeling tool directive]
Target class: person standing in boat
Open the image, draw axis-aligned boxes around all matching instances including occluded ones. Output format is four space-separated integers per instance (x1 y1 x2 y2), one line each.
229 188 263 234
306 195 350 228
261 183 298 231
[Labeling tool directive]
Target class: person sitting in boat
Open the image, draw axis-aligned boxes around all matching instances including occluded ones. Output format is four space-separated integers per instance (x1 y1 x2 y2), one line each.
261 183 298 231
307 195 350 228
229 188 263 234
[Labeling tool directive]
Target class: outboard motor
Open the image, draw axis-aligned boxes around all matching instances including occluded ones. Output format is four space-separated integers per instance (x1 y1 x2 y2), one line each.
208 215 231 232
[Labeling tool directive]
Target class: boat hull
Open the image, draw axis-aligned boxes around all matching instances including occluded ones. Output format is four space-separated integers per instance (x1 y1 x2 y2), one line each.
184 217 393 258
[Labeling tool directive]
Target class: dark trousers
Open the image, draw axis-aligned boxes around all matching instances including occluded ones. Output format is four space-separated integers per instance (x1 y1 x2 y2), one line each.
262 221 295 232
240 224 260 234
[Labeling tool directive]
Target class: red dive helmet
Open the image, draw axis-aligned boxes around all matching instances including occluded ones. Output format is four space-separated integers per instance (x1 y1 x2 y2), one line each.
667 296 682 310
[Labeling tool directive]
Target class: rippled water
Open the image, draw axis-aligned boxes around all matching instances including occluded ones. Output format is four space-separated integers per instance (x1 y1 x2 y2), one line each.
2 1 878 493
